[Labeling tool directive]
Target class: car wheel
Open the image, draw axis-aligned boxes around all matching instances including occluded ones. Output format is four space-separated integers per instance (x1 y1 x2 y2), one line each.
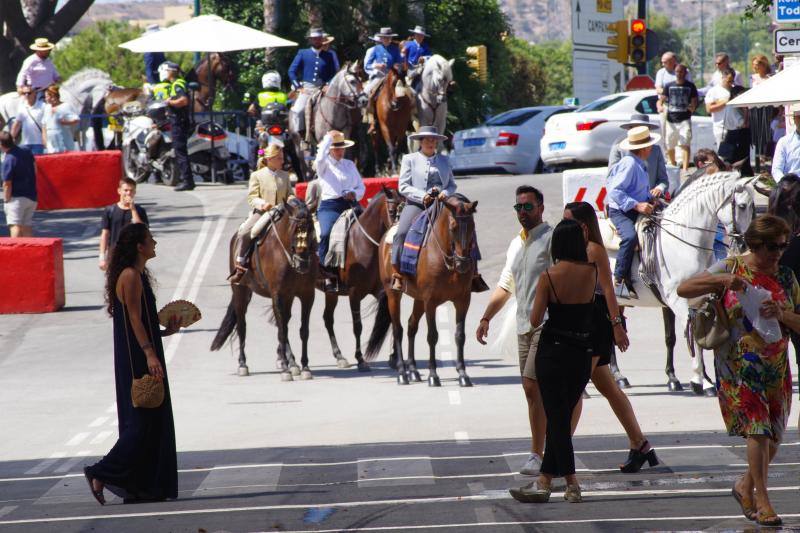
226 158 249 182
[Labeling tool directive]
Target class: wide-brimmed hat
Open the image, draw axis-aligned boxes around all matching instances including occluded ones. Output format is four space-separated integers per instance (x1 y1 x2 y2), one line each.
621 113 659 130
619 126 661 151
263 143 283 159
409 126 447 141
30 38 55 51
307 28 325 39
322 33 335 45
329 131 355 148
375 27 398 38
408 25 430 37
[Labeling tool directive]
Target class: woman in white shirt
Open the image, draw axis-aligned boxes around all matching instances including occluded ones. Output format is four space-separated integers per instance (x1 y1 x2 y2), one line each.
314 130 365 292
42 85 79 153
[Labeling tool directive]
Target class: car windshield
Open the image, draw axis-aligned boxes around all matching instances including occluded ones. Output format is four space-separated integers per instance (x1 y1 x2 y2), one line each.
485 109 541 126
577 95 627 112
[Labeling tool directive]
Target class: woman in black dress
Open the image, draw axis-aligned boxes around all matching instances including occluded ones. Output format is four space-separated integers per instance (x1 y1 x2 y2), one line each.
510 219 597 504
84 223 181 504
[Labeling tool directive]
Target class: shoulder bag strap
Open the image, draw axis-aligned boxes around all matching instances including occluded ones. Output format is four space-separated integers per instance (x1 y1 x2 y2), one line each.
25 105 43 134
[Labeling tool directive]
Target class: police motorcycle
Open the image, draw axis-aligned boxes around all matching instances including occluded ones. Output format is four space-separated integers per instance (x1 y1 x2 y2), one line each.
120 99 175 185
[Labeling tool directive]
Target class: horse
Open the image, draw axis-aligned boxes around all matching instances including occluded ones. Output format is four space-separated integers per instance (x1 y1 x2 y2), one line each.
366 194 479 387
319 188 402 372
210 197 317 380
602 171 757 395
289 62 368 180
374 65 414 174
410 54 454 151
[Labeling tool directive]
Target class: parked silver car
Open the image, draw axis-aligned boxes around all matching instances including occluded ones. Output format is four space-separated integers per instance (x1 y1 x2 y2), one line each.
451 105 576 175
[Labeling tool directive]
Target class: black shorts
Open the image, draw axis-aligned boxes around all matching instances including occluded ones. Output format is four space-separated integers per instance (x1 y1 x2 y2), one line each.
592 294 613 366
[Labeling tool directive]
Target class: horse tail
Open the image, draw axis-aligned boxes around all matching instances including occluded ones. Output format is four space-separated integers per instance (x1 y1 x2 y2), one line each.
365 290 391 361
210 297 238 351
91 96 106 151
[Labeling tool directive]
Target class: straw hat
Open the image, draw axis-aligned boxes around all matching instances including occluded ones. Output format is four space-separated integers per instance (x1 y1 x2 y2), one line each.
619 125 661 151
329 131 355 148
322 33 335 46
620 113 659 131
263 143 283 159
408 25 430 37
408 126 447 141
30 38 55 51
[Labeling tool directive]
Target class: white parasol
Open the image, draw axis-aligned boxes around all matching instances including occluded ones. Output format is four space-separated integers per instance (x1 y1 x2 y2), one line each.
727 63 800 108
119 14 297 53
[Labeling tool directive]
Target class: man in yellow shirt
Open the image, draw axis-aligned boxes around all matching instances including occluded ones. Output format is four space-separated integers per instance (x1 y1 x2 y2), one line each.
230 143 293 283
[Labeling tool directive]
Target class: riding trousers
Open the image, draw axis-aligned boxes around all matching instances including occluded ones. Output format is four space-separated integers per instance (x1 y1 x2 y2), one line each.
290 82 321 133
317 197 351 266
391 201 424 267
609 207 638 281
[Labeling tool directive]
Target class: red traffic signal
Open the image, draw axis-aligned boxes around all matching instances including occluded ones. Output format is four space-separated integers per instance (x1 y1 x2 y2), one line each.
630 19 645 34
629 19 647 64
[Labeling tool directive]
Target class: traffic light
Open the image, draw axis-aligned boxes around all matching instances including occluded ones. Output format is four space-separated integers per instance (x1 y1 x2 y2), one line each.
629 19 646 64
466 45 488 83
606 20 629 64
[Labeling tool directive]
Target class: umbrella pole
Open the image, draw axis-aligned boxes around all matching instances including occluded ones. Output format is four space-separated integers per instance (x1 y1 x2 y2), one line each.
209 51 216 184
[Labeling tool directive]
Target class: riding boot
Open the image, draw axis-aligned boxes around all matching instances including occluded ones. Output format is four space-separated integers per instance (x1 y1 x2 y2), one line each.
471 273 490 293
228 263 248 285
228 237 252 284
322 265 339 293
391 264 404 292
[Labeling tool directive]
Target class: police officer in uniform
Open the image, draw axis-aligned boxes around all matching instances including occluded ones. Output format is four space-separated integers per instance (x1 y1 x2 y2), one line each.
151 62 173 101
162 62 194 191
287 28 340 138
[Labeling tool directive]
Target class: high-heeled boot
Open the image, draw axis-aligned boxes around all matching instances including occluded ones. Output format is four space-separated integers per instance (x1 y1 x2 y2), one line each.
620 440 659 473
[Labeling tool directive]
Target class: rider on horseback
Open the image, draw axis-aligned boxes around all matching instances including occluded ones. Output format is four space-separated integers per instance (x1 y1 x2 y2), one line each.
606 126 664 300
229 143 293 284
288 28 340 141
364 27 404 135
403 26 432 92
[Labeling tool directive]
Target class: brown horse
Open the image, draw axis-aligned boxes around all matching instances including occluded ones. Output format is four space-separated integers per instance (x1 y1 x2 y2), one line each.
319 188 401 371
211 197 317 380
374 65 414 174
366 194 479 386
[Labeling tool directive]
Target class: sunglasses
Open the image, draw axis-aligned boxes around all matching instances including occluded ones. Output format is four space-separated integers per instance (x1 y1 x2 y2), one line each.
21 92 31 95
762 242 788 252
514 202 539 212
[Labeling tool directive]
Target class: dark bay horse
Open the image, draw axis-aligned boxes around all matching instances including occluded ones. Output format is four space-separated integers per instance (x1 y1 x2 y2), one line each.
374 66 414 174
319 188 401 371
211 198 316 380
366 195 479 386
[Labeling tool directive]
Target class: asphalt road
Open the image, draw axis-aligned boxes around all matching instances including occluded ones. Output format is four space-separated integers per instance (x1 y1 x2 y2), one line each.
1 173 798 532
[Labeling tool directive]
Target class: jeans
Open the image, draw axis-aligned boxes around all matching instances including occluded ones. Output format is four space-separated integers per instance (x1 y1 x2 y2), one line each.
713 223 727 261
609 207 638 281
21 144 45 156
317 198 350 264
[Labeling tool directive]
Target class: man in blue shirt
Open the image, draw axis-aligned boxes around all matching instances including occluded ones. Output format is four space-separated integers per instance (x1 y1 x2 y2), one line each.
606 126 662 299
1 132 38 237
288 28 340 137
772 104 800 180
364 27 403 134
142 25 167 85
403 25 432 92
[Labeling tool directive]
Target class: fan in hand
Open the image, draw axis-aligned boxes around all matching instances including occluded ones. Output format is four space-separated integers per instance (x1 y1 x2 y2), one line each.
158 300 202 329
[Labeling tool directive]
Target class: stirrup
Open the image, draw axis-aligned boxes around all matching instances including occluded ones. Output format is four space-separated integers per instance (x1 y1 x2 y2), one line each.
228 265 248 283
391 274 404 291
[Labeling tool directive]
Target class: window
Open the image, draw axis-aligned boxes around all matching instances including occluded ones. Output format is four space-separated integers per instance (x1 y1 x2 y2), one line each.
485 109 541 126
635 95 659 114
576 95 627 112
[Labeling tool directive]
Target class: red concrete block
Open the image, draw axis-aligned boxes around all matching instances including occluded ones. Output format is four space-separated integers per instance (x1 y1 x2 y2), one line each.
0 238 65 313
35 151 122 210
295 176 399 207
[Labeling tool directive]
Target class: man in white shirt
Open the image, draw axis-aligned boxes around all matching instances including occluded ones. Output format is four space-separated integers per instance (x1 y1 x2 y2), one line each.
700 52 743 98
476 185 552 476
10 86 45 154
772 104 800 179
704 69 732 147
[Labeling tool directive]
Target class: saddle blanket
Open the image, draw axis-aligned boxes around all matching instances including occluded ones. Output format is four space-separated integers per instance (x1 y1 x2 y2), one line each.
399 209 431 276
324 208 357 269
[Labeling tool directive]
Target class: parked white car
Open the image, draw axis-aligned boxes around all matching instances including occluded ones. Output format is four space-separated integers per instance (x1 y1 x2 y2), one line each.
540 90 715 168
451 105 576 175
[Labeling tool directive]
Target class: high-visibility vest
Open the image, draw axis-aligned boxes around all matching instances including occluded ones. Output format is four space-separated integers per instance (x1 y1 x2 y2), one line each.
257 90 288 107
169 77 187 97
151 82 170 101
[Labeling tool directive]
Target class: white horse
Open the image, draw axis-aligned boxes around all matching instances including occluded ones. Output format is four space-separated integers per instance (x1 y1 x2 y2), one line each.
602 171 757 394
415 54 454 136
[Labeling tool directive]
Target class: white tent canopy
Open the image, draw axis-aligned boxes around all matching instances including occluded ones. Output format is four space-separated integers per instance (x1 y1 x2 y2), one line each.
119 15 297 53
727 63 800 108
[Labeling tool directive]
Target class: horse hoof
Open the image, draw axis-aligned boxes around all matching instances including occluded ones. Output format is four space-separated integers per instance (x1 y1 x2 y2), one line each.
337 358 351 369
290 365 301 377
408 369 422 382
276 359 287 371
458 375 473 387
357 361 371 372
703 387 717 397
301 369 313 380
281 372 293 382
237 365 250 377
397 373 409 385
690 382 704 396
667 380 683 392
428 375 441 387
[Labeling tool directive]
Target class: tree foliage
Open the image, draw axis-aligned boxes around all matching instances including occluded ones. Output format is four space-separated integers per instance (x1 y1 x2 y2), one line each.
53 21 193 88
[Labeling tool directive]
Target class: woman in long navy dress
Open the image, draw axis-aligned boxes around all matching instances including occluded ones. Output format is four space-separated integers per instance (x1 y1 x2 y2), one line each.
84 223 181 504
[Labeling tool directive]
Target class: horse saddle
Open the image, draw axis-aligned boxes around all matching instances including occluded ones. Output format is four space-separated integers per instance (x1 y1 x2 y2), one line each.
250 205 285 241
600 214 651 253
324 209 358 269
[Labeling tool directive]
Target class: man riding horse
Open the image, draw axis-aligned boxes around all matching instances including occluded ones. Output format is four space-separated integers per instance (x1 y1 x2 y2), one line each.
288 27 341 143
403 26 432 92
364 27 404 135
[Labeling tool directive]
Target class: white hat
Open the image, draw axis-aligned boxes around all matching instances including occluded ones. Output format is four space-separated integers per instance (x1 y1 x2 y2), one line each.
329 130 355 148
619 125 661 151
375 27 398 38
30 38 55 51
307 28 325 39
409 25 430 37
262 71 281 90
408 126 447 141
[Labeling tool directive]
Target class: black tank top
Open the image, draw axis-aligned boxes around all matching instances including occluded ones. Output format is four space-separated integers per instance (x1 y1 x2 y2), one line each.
541 265 596 349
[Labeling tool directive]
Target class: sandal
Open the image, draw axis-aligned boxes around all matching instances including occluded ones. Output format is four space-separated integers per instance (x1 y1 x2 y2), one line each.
755 509 782 527
83 467 105 506
731 484 755 521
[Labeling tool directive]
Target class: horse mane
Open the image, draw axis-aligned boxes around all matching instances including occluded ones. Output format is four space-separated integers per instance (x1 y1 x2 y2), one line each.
664 170 740 216
423 55 452 85
62 68 112 92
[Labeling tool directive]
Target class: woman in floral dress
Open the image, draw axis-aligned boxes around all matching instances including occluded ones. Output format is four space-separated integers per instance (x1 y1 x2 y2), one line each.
678 214 797 527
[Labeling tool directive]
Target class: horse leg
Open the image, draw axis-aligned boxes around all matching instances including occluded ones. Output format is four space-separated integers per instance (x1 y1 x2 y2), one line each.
423 301 441 387
323 292 349 368
299 292 313 380
663 307 683 391
350 294 370 372
454 297 472 387
387 289 408 385
233 284 253 376
271 295 293 381
406 299 424 383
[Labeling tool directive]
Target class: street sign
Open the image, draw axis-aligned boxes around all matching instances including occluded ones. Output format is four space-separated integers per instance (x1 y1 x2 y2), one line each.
572 0 623 104
774 0 800 23
625 74 655 91
775 28 800 53
572 0 623 48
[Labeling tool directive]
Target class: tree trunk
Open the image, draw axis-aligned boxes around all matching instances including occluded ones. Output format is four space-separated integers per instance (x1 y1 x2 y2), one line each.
263 0 279 66
0 0 94 93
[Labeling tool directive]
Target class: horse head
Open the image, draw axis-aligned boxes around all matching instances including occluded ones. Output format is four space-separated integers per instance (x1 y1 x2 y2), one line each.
442 194 478 274
422 55 454 106
283 197 315 274
382 186 402 225
718 175 758 254
767 173 800 233
337 62 368 109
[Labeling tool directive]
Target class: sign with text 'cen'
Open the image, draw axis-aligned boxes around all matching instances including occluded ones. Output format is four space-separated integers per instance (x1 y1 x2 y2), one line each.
775 0 800 23
775 28 800 53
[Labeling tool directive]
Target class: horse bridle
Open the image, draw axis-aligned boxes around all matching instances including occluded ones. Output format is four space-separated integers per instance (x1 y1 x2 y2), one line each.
425 199 474 272
318 72 365 132
420 77 447 114
354 193 400 247
264 208 313 274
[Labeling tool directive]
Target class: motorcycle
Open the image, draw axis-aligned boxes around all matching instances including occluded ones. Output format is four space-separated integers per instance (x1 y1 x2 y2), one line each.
187 120 232 183
257 101 304 180
121 101 175 184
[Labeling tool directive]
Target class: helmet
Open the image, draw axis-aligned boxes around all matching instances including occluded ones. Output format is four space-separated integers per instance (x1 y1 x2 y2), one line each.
158 61 179 82
262 71 282 90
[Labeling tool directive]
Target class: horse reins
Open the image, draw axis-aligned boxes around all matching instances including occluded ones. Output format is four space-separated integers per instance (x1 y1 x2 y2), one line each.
318 73 365 132
424 199 472 272
354 195 398 247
